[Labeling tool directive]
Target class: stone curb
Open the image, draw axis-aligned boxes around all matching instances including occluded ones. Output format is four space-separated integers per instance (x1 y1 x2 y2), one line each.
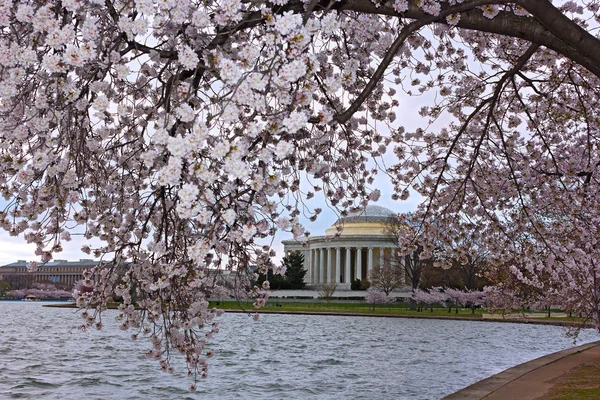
443 340 600 399
224 309 591 328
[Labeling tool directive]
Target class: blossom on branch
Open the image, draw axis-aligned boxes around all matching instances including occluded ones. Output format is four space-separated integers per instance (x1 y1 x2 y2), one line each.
2 0 600 388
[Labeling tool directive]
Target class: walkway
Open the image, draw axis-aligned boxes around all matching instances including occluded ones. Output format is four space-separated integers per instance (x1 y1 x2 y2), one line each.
443 340 600 399
268 289 412 299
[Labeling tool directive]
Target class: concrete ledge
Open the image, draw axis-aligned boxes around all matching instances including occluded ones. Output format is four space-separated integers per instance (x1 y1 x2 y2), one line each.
443 340 600 399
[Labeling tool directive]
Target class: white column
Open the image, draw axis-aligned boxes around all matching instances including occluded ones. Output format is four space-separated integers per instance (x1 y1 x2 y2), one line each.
316 250 321 285
321 248 330 284
312 249 317 284
380 247 385 268
305 249 311 284
321 248 329 285
325 247 333 285
356 248 362 280
319 248 325 284
335 247 341 283
368 247 374 278
345 247 351 284
311 249 319 285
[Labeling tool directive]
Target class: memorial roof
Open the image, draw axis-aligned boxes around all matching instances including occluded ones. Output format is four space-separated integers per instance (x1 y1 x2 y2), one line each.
336 205 397 224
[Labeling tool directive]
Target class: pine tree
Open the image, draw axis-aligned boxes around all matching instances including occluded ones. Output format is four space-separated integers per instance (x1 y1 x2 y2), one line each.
283 252 306 290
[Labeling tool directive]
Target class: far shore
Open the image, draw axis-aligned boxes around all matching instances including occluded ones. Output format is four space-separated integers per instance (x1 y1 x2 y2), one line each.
216 309 594 328
39 300 593 329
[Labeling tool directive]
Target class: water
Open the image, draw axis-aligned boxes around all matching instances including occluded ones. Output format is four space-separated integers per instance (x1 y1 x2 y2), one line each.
0 302 598 399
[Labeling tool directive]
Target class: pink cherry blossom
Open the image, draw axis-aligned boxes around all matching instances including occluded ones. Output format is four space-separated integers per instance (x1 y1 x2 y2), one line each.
1 0 600 388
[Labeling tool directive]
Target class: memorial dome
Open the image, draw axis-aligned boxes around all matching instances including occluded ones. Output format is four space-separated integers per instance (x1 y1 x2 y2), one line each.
341 205 397 223
325 205 397 236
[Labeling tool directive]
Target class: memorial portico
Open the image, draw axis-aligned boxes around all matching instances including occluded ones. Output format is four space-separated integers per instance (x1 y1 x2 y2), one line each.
282 205 403 290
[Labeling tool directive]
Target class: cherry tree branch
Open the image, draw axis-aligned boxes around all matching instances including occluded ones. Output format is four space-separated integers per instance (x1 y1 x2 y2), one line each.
338 0 600 78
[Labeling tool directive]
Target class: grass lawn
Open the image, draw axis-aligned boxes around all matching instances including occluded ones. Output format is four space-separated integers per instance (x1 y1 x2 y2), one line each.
542 359 600 400
210 299 486 317
48 300 585 325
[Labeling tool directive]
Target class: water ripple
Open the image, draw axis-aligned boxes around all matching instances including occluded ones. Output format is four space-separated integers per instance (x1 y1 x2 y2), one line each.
0 302 598 399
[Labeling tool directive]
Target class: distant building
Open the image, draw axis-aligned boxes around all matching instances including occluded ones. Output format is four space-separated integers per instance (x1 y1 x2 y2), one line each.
0 259 98 289
282 205 402 289
0 258 237 291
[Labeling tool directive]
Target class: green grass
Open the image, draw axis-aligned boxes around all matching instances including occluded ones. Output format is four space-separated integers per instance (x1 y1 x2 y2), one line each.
544 360 600 400
49 299 581 324
209 300 486 317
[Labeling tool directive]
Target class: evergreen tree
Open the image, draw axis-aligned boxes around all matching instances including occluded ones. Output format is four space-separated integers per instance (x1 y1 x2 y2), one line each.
254 268 287 290
283 252 306 290
267 270 288 290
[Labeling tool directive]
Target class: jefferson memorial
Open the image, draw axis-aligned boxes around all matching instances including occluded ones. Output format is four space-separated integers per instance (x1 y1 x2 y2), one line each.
282 205 403 290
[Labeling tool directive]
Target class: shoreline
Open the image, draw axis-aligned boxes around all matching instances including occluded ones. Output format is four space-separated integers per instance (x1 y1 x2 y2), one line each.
220 309 594 328
41 302 592 329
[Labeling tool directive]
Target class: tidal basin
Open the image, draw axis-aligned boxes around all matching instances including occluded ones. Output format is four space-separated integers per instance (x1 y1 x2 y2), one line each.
1 302 598 399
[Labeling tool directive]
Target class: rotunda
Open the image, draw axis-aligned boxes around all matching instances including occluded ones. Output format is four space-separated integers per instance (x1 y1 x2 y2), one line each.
282 205 403 289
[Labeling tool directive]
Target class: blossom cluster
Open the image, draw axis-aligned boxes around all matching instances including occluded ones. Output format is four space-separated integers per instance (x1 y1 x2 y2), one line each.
1 0 600 388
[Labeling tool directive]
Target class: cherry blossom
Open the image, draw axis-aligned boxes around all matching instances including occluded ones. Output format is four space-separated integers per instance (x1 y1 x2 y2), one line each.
365 288 396 305
2 0 600 388
412 288 448 307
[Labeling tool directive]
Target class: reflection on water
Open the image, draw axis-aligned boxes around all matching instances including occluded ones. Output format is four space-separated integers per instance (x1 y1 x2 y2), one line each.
0 302 597 399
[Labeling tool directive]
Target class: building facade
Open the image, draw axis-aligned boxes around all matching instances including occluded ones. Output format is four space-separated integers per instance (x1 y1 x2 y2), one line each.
282 205 403 290
0 259 98 289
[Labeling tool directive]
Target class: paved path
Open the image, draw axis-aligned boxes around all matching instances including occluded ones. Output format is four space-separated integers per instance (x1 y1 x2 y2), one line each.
268 289 413 298
443 340 600 399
